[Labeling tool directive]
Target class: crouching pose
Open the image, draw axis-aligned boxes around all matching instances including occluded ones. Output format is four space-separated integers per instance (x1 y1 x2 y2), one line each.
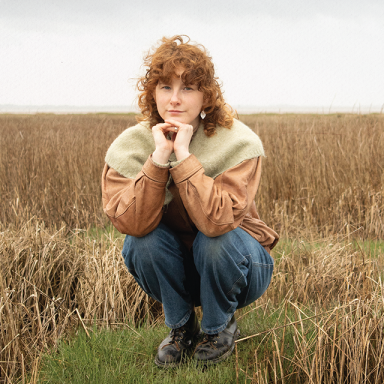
102 35 279 367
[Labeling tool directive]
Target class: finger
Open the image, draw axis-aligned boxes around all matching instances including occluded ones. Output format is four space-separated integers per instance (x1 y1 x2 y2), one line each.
162 126 181 133
152 122 173 130
152 124 175 137
164 119 183 127
164 122 193 132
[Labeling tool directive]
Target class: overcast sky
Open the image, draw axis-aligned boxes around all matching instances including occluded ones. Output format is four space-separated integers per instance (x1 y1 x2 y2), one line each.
1 0 383 112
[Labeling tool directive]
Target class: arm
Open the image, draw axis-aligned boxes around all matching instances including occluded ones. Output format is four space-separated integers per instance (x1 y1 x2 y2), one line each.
102 156 169 236
170 154 262 237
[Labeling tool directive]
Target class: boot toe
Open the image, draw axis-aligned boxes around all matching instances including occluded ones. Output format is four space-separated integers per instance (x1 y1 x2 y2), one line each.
155 311 200 368
194 317 240 364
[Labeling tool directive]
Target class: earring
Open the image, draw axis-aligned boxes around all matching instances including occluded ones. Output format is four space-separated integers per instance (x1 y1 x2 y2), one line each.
200 110 206 119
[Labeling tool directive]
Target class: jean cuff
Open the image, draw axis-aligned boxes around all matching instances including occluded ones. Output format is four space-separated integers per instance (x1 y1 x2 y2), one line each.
164 308 194 329
201 312 235 335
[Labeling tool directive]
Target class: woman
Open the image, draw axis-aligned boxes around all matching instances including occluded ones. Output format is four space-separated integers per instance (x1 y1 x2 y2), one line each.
102 35 278 367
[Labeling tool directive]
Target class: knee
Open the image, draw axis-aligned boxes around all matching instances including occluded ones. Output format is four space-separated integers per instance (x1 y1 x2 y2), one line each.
193 230 240 267
122 224 169 270
122 223 186 272
193 232 219 265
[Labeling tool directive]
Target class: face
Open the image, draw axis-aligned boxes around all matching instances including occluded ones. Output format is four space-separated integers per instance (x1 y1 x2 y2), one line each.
154 68 204 129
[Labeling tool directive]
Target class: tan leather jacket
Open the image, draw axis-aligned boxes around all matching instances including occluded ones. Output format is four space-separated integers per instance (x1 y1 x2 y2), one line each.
102 153 279 253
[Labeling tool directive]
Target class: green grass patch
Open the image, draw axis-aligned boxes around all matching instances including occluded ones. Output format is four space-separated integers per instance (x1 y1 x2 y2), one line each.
273 236 384 260
351 239 384 259
37 303 311 383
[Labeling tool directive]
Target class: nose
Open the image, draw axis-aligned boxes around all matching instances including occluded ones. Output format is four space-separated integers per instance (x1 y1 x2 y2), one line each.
170 89 181 105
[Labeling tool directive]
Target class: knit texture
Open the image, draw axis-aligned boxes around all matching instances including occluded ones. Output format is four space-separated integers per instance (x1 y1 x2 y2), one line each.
105 118 265 204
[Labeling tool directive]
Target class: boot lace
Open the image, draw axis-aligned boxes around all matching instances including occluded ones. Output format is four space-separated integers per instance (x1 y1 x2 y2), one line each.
197 333 219 348
169 327 186 343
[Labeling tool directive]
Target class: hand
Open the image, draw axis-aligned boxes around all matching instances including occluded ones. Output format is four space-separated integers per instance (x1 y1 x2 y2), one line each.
164 119 193 161
151 122 176 164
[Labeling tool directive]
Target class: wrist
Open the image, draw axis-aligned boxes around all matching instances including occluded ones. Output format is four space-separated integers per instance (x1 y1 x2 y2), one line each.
152 149 171 164
174 149 190 161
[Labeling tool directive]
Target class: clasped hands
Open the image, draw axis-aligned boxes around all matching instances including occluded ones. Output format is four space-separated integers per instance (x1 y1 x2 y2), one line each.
152 119 193 164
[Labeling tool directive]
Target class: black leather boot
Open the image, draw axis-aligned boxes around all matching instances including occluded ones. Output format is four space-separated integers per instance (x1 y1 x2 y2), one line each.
193 316 240 364
155 311 201 367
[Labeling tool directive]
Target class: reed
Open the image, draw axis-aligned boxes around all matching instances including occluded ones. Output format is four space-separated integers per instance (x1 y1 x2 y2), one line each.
0 113 383 382
2 221 383 382
240 113 384 239
0 220 162 382
1 113 383 237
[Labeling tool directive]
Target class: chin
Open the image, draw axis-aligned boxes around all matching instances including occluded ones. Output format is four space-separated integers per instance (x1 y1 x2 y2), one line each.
167 116 188 124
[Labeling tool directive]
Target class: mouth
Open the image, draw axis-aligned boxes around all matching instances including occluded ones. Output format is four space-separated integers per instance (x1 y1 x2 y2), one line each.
168 110 183 114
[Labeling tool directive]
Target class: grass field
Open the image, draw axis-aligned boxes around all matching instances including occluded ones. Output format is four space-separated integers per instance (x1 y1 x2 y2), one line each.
1 113 383 383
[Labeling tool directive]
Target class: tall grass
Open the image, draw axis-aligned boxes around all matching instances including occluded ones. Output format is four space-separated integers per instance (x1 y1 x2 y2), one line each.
1 113 383 236
0 113 383 382
241 114 384 239
2 223 383 383
0 114 135 230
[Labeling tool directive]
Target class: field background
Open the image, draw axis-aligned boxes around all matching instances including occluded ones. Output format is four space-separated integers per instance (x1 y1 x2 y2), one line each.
1 113 383 383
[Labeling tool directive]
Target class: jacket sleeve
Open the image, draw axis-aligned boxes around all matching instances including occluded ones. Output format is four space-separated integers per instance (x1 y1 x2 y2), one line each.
102 155 169 236
170 154 262 237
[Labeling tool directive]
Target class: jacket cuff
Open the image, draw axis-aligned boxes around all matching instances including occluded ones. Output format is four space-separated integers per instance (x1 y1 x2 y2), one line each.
142 155 170 183
170 154 203 183
150 155 170 169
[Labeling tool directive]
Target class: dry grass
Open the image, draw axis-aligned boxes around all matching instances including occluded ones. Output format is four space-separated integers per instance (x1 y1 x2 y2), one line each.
0 113 383 382
0 220 162 382
237 235 384 383
1 113 383 237
0 114 135 230
246 292 384 383
241 113 384 239
1 222 383 383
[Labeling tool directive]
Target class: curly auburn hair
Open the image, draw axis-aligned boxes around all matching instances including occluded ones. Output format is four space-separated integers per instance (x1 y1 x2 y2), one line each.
136 35 235 137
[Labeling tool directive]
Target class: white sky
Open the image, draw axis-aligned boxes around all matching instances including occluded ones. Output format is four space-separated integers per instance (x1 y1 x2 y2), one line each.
1 0 383 112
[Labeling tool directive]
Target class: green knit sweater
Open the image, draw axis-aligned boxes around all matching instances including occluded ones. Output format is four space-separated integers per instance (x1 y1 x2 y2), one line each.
105 118 265 205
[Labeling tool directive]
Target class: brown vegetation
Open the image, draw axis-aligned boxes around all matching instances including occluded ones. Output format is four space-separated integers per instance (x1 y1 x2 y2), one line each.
243 237 384 383
0 113 383 382
1 113 383 236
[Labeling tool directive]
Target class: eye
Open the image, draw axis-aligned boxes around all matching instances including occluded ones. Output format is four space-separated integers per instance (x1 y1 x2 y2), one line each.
162 85 171 90
184 86 194 91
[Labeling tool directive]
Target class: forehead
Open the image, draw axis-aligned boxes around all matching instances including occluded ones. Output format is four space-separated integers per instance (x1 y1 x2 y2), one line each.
158 63 194 84
174 66 184 77
158 67 186 85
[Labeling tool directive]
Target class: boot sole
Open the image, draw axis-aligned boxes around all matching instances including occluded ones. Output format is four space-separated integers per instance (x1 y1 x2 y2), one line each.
154 354 183 368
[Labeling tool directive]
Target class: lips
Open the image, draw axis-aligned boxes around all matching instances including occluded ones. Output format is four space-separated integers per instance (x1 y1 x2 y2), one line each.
168 110 183 113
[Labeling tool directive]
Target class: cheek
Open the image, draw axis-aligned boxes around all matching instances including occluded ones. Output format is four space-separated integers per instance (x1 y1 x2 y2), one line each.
154 94 164 110
197 93 204 108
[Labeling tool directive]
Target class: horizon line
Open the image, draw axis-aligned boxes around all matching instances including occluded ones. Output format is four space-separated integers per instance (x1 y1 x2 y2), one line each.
1 104 383 114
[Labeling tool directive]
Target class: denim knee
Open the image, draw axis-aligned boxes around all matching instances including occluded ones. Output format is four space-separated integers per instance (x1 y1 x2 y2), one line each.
192 228 274 333
122 232 160 273
193 229 251 277
121 223 196 315
193 230 251 307
122 223 183 273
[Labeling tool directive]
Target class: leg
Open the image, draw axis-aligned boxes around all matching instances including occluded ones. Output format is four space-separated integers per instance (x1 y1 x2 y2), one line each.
122 222 194 329
193 227 274 334
122 223 202 366
193 227 274 364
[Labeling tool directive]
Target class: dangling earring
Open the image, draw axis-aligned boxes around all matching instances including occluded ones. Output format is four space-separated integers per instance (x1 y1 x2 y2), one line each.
200 110 206 119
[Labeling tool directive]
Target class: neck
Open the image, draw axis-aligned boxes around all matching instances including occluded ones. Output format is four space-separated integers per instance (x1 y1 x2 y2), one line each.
193 119 201 134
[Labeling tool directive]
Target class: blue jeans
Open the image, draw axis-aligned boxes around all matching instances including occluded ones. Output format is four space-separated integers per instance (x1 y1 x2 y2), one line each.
122 223 274 334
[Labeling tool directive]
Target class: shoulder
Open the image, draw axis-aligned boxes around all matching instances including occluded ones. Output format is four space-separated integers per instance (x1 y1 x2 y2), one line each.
229 119 262 142
189 119 264 179
106 122 152 154
108 121 152 149
105 121 155 178
214 119 265 157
